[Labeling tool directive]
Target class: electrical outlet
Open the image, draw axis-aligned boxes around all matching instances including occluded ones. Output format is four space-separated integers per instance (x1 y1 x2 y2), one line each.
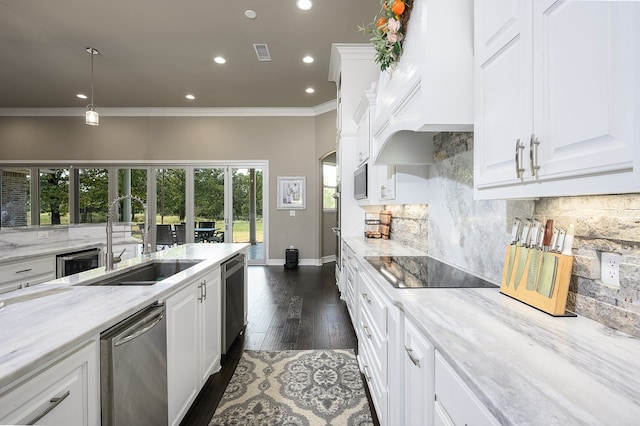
601 252 621 287
37 231 49 240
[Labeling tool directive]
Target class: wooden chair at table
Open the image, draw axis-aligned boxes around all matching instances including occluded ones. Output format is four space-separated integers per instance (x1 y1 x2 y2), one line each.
156 224 176 249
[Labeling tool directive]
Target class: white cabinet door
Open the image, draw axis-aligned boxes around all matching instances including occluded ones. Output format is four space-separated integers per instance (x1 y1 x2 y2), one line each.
532 0 635 182
404 318 434 426
199 267 221 384
166 283 200 426
434 351 498 426
0 340 100 426
474 0 532 188
475 0 639 198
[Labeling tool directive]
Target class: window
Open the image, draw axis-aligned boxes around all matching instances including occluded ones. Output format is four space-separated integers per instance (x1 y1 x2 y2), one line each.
0 168 30 228
39 168 69 226
156 168 185 225
323 162 337 210
77 168 109 223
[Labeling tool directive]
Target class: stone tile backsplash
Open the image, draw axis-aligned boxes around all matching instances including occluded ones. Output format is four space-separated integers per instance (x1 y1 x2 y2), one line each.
535 196 640 337
388 131 640 337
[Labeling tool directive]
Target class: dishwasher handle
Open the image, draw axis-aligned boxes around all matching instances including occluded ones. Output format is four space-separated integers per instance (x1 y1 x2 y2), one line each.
114 307 165 347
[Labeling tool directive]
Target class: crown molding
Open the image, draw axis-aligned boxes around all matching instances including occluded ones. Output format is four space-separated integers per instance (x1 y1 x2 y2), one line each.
0 101 337 118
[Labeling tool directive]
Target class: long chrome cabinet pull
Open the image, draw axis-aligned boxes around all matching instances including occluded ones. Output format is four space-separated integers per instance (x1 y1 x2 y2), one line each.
363 324 372 339
24 390 70 425
530 133 540 178
515 139 525 179
405 346 421 367
202 280 207 301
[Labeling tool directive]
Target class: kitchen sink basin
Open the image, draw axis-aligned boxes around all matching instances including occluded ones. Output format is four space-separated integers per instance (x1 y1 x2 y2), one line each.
84 259 203 286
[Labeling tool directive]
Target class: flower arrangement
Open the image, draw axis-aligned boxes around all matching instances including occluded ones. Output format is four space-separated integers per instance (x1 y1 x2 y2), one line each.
359 0 413 72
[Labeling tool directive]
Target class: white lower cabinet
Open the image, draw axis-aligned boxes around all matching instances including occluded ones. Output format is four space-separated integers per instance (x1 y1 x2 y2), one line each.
404 317 435 426
434 351 499 426
0 339 100 426
166 267 221 426
357 269 389 425
0 255 56 295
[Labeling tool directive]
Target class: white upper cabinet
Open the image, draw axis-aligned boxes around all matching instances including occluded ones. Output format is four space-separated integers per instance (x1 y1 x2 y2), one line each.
474 0 531 189
474 0 640 199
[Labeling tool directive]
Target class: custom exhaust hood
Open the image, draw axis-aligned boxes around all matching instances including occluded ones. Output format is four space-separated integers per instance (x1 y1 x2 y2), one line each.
371 0 474 165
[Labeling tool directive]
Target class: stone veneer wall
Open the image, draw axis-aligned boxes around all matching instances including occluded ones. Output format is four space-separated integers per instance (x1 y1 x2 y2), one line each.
1 170 29 227
425 131 640 337
382 204 428 252
535 197 640 337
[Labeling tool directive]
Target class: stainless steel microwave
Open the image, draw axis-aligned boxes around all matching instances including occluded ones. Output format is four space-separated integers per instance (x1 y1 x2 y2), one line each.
354 163 367 200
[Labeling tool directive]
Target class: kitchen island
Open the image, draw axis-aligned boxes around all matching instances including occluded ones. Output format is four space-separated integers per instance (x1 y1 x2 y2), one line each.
343 237 640 425
0 243 248 425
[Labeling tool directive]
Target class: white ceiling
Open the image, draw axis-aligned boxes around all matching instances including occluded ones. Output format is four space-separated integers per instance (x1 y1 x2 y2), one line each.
0 0 381 109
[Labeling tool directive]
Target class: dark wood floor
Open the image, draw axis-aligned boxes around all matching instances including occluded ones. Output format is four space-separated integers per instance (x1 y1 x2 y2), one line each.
180 262 379 426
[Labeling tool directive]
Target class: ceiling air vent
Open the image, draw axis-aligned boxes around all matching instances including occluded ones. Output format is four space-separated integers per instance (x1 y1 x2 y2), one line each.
253 44 271 61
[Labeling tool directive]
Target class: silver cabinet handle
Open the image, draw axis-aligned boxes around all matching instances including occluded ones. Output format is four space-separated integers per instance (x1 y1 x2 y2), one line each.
530 133 540 178
24 390 70 425
515 139 525 178
202 280 207 301
363 324 371 339
405 346 421 367
363 365 372 382
362 293 371 304
15 268 33 274
197 282 204 302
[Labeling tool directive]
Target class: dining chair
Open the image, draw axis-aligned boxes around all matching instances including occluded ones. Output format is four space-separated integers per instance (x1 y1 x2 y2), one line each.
196 221 215 243
156 224 175 249
174 223 186 245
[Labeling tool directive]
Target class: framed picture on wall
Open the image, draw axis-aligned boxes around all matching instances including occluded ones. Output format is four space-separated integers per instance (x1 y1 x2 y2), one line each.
277 176 306 210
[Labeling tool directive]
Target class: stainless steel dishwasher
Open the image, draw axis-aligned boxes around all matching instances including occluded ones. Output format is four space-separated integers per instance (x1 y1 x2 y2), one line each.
221 253 246 360
100 303 167 426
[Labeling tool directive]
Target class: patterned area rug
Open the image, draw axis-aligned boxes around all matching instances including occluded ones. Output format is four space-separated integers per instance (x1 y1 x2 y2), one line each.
209 349 374 426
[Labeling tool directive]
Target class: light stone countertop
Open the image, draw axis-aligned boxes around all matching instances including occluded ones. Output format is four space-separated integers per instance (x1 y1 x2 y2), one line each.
0 240 105 263
0 243 248 390
343 236 640 425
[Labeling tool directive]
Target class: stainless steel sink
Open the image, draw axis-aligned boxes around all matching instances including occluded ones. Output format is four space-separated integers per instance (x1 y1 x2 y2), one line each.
85 260 203 286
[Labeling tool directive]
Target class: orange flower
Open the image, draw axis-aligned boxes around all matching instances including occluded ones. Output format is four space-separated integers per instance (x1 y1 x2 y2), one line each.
392 0 405 16
377 17 386 29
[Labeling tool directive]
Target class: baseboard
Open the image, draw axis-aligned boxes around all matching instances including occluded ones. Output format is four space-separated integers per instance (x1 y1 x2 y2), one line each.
268 258 322 266
321 255 336 264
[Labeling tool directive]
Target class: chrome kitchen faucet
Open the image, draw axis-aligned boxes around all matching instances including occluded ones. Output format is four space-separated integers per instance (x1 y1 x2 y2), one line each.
106 195 150 271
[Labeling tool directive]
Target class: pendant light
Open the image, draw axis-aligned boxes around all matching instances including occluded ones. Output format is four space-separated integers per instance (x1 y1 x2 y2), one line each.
85 47 99 126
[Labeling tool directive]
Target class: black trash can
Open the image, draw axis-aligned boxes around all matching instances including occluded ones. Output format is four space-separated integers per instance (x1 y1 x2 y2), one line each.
284 248 299 269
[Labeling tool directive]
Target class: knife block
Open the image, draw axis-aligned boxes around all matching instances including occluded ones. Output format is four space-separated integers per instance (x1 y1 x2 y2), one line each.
500 245 574 316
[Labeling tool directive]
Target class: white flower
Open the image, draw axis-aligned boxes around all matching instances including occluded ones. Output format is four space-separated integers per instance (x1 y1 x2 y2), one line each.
387 17 400 33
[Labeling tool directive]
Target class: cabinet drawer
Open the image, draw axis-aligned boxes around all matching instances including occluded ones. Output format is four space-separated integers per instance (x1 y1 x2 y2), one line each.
0 257 55 283
359 272 387 336
0 340 99 426
358 344 388 425
435 351 498 426
359 308 386 381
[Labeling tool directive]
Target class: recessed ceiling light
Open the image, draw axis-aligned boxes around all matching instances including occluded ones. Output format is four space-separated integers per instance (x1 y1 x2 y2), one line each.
305 87 315 94
244 9 257 19
185 94 195 100
303 56 314 64
76 93 88 99
297 0 312 11
214 56 226 64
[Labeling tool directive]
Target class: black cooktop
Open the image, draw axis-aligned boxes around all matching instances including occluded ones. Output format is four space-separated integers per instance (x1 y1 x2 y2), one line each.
364 256 498 289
